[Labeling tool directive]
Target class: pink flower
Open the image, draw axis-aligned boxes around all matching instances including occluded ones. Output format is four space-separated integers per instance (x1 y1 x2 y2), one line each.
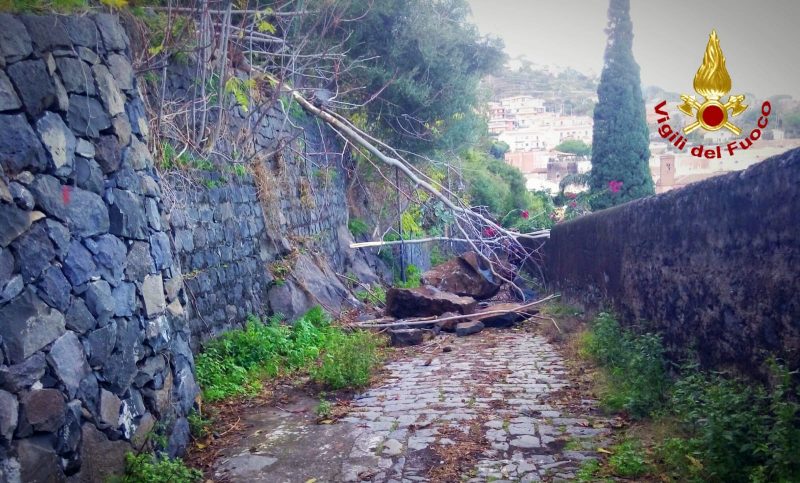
608 180 623 193
520 210 529 219
569 201 577 208
62 186 71 205
566 192 577 199
482 227 496 237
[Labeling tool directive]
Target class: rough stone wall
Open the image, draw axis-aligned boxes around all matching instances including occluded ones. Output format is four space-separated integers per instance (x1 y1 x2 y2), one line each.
545 148 800 377
164 103 368 345
0 13 197 481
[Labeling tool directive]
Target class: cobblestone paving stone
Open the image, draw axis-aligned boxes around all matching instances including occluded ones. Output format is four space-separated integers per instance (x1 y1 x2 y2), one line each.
213 328 613 482
341 330 613 482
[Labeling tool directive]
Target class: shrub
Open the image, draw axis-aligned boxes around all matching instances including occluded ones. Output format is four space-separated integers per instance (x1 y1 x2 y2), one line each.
195 308 384 401
608 440 650 477
348 218 370 237
661 365 800 482
311 329 383 390
581 312 668 418
355 285 386 305
120 453 201 483
394 264 421 289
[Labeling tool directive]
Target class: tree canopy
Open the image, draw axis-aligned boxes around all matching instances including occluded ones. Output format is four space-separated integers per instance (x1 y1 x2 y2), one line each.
589 0 654 209
297 0 505 155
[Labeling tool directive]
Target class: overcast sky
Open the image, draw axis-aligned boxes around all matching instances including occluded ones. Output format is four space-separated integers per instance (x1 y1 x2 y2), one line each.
466 0 800 99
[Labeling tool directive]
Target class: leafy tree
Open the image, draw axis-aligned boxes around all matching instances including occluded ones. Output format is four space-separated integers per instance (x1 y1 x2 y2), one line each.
589 0 654 209
554 139 591 156
300 0 505 155
489 140 510 159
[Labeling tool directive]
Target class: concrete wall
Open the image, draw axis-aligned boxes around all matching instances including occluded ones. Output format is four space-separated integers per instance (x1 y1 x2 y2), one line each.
0 13 197 481
545 148 800 376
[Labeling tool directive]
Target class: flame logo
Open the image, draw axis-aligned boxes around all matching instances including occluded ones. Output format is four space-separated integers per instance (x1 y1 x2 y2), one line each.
693 30 731 100
678 30 746 135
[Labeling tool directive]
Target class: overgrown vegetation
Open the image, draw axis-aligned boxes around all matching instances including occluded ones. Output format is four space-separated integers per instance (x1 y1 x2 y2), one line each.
195 307 384 401
355 285 386 305
119 452 202 483
347 217 370 238
580 312 668 418
580 312 800 482
394 264 421 289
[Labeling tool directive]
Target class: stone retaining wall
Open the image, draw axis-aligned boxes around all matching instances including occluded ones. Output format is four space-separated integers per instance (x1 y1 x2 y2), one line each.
544 148 800 377
0 13 196 481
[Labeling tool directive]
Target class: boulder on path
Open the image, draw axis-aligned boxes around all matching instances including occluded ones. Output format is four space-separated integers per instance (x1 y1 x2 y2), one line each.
455 320 484 337
385 286 476 319
469 302 539 328
389 328 432 347
421 252 507 300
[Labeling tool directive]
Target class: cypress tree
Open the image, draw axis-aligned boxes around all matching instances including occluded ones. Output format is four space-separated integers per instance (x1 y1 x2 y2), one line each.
589 0 654 209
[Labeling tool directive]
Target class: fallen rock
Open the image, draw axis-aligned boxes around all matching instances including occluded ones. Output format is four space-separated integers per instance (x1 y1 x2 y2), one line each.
389 328 425 347
435 311 459 332
469 302 539 328
421 251 504 300
455 320 484 337
385 286 476 319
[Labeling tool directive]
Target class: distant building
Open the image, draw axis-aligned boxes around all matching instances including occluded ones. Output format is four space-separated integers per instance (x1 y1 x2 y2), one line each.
653 139 800 193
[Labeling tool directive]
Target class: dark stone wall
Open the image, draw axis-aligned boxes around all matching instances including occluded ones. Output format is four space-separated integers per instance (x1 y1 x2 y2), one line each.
160 67 373 346
545 148 800 376
0 13 196 481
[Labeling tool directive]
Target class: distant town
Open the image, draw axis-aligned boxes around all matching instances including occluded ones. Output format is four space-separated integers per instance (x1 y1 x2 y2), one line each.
488 94 800 194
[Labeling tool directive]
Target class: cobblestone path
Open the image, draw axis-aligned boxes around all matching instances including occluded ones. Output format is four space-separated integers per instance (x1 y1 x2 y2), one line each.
213 328 613 482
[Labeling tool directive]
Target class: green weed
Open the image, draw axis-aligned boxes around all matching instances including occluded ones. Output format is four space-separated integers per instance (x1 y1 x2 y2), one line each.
580 312 668 418
608 440 650 477
575 459 600 482
195 308 384 401
187 410 212 439
315 398 332 419
310 329 383 389
394 264 421 289
348 218 370 237
355 285 386 305
119 453 201 483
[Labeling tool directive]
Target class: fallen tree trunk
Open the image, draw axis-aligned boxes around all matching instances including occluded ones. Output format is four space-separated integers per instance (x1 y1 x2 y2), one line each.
357 294 560 328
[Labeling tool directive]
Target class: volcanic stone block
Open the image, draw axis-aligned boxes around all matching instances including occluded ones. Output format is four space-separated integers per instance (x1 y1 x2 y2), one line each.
0 353 46 393
108 188 147 239
54 56 95 95
6 59 56 118
16 436 65 482
0 114 47 175
46 332 91 399
64 298 96 335
0 288 65 363
62 240 97 286
19 389 65 434
0 389 18 442
0 14 33 62
19 14 71 53
93 13 128 51
29 175 109 237
67 95 111 138
36 112 76 174
142 273 166 318
10 222 54 282
0 203 32 248
0 71 21 111
92 63 124 116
